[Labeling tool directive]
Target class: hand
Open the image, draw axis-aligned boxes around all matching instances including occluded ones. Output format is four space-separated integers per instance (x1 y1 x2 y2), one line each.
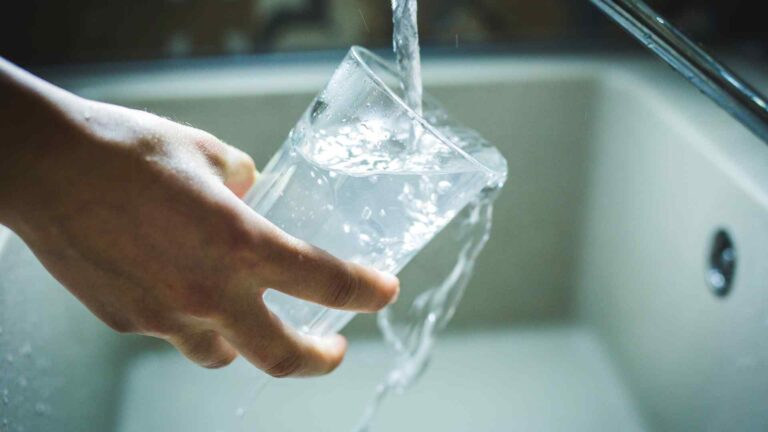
0 58 399 377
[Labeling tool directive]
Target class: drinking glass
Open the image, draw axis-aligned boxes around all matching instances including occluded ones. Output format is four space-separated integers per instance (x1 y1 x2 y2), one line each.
245 46 507 336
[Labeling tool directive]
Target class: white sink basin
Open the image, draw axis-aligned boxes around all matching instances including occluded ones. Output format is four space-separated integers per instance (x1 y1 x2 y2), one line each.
1 53 767 431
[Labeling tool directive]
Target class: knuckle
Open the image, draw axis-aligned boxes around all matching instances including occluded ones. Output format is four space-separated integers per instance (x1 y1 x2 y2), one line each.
264 349 304 378
325 267 358 309
172 332 235 369
200 351 237 369
192 132 228 170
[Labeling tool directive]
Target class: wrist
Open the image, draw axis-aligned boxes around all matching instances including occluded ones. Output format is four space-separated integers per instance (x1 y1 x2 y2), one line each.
0 59 87 229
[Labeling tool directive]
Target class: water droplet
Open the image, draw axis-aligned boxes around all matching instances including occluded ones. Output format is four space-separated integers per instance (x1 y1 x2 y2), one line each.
34 402 50 416
361 207 372 220
437 181 452 194
379 209 387 217
342 224 351 234
18 343 31 356
309 99 328 122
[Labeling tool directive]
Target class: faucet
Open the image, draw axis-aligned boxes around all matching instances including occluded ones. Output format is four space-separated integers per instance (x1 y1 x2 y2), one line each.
590 0 768 145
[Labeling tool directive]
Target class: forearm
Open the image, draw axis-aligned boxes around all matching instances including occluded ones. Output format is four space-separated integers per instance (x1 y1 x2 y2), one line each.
0 57 84 225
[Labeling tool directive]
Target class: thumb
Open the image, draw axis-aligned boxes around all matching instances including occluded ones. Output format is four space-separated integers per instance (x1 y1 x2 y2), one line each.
221 145 258 198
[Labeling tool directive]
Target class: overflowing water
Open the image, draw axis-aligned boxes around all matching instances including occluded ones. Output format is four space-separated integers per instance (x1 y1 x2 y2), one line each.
354 195 497 431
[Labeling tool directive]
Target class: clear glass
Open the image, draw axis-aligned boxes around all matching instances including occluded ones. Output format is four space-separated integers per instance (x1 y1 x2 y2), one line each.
245 46 506 336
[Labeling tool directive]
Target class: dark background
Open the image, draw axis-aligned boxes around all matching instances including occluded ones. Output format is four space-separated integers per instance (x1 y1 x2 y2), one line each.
1 0 765 67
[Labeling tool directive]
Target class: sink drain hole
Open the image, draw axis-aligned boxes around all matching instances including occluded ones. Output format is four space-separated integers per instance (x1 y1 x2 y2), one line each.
707 228 736 298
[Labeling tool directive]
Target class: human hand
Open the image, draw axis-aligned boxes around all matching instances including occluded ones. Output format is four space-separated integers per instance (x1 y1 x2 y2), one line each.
0 59 399 377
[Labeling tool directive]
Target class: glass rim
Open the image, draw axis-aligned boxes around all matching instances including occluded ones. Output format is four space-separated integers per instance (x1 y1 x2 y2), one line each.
348 45 502 177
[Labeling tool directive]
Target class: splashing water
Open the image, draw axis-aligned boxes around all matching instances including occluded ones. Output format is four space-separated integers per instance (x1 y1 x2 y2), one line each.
354 197 497 431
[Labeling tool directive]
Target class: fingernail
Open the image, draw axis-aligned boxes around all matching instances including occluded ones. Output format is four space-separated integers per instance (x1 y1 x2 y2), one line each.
311 334 346 352
388 282 400 305
388 287 400 305
373 270 399 305
376 269 399 285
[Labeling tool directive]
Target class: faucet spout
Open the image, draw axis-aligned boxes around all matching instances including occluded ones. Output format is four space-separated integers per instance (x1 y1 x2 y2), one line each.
591 0 768 145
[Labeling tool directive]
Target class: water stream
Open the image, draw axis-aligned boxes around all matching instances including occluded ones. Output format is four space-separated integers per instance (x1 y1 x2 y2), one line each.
351 2 505 429
391 0 423 116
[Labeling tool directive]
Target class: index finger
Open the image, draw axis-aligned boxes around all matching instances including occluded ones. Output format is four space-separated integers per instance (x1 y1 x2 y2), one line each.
259 231 400 313
248 226 400 312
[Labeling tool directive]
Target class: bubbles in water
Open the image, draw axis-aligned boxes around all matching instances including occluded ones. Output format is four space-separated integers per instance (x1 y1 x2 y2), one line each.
361 207 373 220
436 180 451 194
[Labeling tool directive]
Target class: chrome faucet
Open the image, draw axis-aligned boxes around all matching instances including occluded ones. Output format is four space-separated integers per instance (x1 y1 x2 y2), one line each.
591 0 768 145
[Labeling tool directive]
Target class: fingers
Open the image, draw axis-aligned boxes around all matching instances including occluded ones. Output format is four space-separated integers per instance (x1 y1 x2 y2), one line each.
260 233 400 313
167 330 239 369
217 291 347 377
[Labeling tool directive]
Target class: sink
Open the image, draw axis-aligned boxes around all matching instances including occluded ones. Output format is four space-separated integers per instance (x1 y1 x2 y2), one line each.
1 53 767 431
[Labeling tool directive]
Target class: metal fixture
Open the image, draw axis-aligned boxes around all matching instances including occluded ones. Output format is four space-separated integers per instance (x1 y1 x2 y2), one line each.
591 0 768 145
